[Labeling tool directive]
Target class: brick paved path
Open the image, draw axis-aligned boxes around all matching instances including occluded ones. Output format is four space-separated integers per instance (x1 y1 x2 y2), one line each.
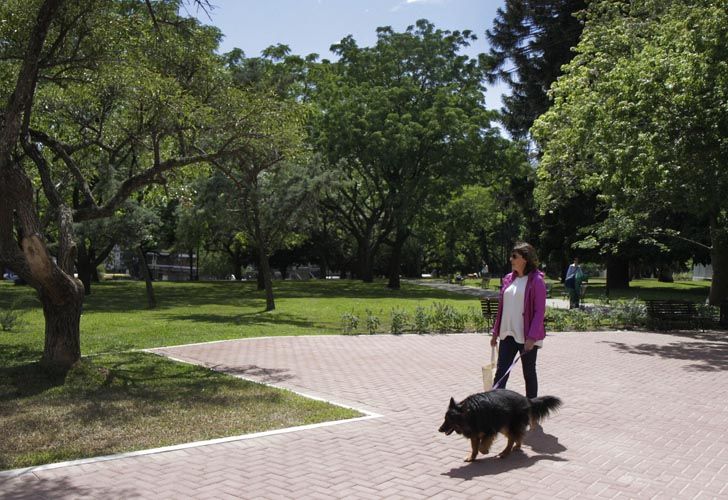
2 330 728 499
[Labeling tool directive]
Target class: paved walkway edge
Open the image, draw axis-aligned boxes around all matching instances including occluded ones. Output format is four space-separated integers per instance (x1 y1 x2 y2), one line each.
0 350 383 480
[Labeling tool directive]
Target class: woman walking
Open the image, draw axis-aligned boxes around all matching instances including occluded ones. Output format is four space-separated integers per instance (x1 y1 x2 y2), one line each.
490 242 547 399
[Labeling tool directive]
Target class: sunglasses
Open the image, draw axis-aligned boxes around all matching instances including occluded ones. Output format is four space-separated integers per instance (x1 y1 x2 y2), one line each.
510 253 522 260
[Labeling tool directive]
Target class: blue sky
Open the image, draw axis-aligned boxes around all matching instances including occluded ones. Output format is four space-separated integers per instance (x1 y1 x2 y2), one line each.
194 0 508 110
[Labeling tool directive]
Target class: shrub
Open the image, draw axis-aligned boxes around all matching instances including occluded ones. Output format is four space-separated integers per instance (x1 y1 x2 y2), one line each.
610 299 647 328
469 307 488 333
546 299 649 331
413 306 429 333
364 309 380 335
390 308 409 335
340 312 359 334
429 302 467 333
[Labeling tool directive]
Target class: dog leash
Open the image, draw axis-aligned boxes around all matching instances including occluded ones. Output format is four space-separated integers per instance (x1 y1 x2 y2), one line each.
491 350 530 390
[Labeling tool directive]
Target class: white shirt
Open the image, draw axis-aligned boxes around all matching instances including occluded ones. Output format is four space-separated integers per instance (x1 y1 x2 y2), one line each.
501 275 543 347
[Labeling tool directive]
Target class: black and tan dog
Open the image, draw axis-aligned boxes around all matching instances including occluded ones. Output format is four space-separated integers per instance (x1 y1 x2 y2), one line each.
438 389 562 461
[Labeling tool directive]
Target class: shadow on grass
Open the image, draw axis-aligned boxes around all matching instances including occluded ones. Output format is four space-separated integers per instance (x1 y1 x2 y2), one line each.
74 352 284 404
0 345 66 401
163 311 322 330
3 351 285 424
77 280 477 313
603 333 728 371
0 476 137 499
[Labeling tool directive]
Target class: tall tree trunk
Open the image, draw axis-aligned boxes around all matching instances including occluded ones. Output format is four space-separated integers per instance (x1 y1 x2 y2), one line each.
137 247 156 309
387 229 408 290
258 250 275 311
40 285 84 373
357 243 374 283
76 243 94 295
0 0 73 372
256 262 265 290
387 248 401 289
709 217 728 306
606 256 630 289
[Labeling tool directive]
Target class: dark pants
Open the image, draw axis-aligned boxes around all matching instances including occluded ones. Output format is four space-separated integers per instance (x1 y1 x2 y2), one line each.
492 336 539 399
568 287 580 309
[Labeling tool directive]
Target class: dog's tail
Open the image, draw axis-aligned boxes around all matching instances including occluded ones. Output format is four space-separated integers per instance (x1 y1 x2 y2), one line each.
529 396 562 424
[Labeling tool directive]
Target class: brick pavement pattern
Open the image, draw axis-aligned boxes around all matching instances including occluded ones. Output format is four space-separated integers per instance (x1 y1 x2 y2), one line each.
2 330 728 499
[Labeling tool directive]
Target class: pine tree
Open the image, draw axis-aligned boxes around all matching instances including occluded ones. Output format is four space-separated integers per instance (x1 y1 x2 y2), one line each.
486 0 587 139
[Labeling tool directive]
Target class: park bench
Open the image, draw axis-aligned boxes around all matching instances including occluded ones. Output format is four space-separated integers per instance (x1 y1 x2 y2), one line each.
644 299 715 330
479 297 499 331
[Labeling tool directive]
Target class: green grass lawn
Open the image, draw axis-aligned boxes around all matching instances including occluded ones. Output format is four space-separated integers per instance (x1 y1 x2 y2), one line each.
457 275 712 302
2 279 482 353
0 278 477 470
549 277 711 302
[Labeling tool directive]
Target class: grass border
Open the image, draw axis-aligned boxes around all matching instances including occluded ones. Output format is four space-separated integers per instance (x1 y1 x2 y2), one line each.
0 338 382 478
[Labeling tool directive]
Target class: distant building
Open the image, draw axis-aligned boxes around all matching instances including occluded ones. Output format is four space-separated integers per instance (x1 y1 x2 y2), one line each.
693 263 712 281
146 252 197 281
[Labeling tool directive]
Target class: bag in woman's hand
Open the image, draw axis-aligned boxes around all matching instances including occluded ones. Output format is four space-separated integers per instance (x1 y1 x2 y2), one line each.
481 345 498 391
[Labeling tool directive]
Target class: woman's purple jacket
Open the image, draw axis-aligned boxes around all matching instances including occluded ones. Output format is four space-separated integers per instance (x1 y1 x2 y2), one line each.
491 270 547 342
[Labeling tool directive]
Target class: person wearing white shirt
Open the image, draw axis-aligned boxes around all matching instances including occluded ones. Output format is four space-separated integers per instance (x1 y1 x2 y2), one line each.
490 242 547 399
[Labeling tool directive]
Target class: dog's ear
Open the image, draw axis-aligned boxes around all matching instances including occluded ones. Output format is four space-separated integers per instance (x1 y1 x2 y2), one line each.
449 397 457 409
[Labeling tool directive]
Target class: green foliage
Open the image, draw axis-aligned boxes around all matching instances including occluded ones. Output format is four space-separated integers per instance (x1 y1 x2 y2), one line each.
364 309 380 335
0 298 27 332
533 0 728 301
429 302 468 333
413 306 430 334
389 308 410 335
340 312 360 335
470 307 488 334
310 20 503 280
610 299 648 328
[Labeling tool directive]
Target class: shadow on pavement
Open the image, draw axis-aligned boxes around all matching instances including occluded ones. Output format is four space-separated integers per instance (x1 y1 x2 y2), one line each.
211 363 296 383
443 450 567 478
603 338 728 371
523 426 567 454
443 427 567 478
0 476 137 500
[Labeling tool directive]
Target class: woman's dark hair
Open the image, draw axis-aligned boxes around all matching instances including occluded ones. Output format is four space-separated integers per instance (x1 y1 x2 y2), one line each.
512 242 539 275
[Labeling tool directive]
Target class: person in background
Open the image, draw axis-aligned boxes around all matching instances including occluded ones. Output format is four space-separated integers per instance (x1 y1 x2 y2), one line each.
490 242 547 399
564 257 584 309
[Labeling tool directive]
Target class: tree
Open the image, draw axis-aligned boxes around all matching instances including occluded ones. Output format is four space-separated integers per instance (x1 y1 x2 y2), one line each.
312 20 500 288
533 0 728 303
176 173 250 279
0 0 298 371
215 155 324 311
486 0 587 139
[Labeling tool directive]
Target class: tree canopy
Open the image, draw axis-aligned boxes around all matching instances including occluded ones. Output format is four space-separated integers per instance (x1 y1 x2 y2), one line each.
533 0 728 302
